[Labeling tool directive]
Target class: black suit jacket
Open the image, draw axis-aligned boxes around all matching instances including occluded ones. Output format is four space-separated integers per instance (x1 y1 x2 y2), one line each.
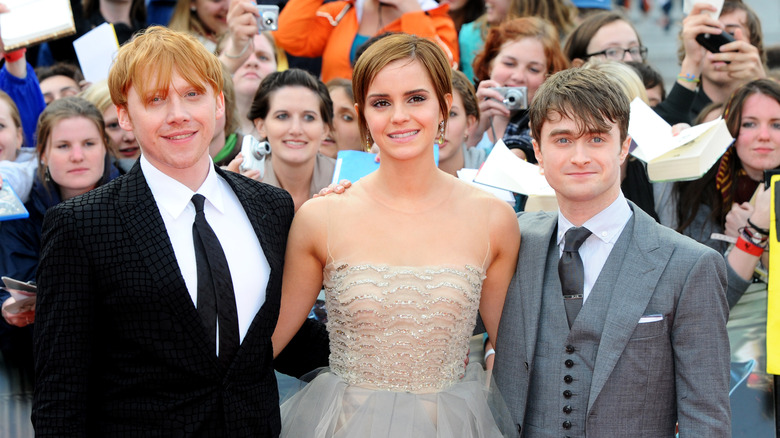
32 163 308 437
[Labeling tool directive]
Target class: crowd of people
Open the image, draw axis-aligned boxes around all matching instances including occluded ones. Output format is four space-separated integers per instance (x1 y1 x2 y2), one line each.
0 0 777 436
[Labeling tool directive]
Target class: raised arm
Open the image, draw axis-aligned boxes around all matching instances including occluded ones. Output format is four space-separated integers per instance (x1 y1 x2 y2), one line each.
271 198 329 358
274 0 335 59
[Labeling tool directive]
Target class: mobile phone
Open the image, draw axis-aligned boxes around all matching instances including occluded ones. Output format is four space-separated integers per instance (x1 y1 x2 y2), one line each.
695 31 736 53
764 169 780 190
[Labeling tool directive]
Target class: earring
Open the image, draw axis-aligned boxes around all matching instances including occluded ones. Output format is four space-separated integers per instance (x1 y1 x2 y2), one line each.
437 121 445 145
44 166 51 181
190 5 196 12
365 132 373 152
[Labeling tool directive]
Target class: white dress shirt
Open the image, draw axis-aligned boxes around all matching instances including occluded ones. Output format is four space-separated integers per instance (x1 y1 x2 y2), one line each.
557 192 633 303
141 156 270 347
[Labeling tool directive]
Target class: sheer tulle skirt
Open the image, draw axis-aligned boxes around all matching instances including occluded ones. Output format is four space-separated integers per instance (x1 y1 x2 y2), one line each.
279 364 517 437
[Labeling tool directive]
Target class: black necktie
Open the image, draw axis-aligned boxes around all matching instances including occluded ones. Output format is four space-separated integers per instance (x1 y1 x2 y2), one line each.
559 226 592 329
191 194 239 368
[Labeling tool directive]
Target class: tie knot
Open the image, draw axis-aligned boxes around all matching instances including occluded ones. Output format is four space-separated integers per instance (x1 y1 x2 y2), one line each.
191 194 206 214
563 226 591 252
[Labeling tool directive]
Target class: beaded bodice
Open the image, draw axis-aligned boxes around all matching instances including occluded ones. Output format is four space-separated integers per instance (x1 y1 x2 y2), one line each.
323 262 484 394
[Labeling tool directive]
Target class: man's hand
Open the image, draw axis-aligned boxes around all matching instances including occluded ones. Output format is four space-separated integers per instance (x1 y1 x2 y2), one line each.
314 180 352 198
707 28 766 81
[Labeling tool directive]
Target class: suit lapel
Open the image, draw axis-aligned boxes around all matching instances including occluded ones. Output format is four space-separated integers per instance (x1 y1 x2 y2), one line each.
587 205 673 412
117 164 218 363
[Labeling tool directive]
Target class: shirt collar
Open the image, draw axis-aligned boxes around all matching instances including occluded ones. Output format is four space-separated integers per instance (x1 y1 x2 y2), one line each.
557 192 632 246
140 155 226 219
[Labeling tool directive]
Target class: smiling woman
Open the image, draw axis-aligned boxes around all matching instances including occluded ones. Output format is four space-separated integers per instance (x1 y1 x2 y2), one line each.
271 33 520 437
241 69 335 211
0 97 116 347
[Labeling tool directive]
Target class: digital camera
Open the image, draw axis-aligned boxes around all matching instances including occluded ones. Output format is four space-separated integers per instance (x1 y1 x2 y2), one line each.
491 87 528 111
239 135 271 177
257 5 279 31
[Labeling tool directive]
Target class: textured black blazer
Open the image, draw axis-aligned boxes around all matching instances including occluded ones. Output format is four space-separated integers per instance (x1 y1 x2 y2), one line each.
33 162 295 437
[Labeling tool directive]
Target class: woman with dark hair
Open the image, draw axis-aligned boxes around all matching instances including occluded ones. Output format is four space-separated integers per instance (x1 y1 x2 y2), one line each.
563 11 647 66
673 78 777 416
229 69 335 211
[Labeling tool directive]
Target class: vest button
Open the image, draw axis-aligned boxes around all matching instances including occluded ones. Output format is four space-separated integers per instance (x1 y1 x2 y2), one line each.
563 405 573 414
562 420 572 429
564 375 573 383
563 390 572 398
565 359 574 368
565 345 575 353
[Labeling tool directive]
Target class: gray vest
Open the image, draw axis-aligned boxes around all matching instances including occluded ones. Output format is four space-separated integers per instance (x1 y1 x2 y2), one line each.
523 217 635 437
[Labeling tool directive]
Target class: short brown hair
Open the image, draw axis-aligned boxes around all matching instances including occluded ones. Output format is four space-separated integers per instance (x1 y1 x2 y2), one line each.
352 33 452 143
473 17 569 82
529 68 630 147
108 26 224 110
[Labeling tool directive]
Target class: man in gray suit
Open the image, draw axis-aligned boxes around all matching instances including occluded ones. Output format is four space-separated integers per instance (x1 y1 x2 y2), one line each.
492 68 731 437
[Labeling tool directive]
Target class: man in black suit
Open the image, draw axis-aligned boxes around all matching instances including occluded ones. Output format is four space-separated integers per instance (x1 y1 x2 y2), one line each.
32 26 325 436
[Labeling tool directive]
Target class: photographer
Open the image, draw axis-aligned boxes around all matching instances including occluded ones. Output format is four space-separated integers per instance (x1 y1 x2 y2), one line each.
654 1 766 126
470 17 568 162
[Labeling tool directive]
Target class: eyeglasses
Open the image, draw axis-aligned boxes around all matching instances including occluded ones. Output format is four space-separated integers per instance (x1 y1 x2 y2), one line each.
586 46 648 62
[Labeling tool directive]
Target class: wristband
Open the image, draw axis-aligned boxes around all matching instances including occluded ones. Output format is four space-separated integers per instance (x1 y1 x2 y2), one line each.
736 235 765 256
484 348 496 362
747 218 770 236
677 73 700 83
3 48 26 63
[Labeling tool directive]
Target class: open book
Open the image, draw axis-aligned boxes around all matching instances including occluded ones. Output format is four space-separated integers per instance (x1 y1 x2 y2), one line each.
473 140 557 211
629 98 734 182
0 0 76 51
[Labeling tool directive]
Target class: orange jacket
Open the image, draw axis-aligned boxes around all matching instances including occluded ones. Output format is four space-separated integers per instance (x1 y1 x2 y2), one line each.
275 0 458 83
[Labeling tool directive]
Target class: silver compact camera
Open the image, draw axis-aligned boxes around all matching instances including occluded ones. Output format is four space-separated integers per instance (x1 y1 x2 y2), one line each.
239 135 271 177
491 87 528 111
256 5 279 31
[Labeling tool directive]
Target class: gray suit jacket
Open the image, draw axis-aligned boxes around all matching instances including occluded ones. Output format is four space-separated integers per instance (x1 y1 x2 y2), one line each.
494 202 731 437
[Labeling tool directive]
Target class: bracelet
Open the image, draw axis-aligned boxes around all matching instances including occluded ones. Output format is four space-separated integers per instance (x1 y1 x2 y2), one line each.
677 73 700 83
741 226 769 244
747 218 770 236
484 348 496 362
223 39 251 59
3 48 26 63
736 235 765 256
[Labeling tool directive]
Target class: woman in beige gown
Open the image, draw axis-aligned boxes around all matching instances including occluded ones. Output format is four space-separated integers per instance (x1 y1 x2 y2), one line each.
271 33 520 437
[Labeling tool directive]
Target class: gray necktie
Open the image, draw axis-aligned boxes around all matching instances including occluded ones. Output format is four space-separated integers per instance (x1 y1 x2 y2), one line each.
559 226 592 329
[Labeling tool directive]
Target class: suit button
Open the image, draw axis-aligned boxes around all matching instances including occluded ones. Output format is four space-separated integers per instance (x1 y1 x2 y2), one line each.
563 405 572 414
565 345 575 353
563 390 572 398
562 420 572 429
564 375 573 383
565 359 574 368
